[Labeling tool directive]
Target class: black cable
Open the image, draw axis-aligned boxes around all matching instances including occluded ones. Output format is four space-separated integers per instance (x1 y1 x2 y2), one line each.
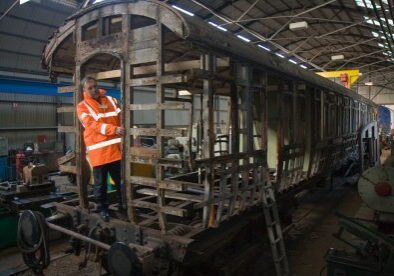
17 211 50 273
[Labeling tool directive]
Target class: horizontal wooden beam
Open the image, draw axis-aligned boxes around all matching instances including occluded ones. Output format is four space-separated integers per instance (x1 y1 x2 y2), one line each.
130 74 188 86
158 179 203 191
129 102 188 110
88 58 230 80
59 165 77 174
129 147 158 158
137 188 203 203
130 176 157 187
89 69 120 80
57 152 75 165
129 128 186 137
131 200 188 217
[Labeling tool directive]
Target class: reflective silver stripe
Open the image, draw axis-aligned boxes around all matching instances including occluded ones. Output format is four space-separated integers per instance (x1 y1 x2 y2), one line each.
84 99 120 120
80 113 88 120
86 138 121 151
102 111 118 117
100 123 108 135
83 101 99 121
106 96 117 110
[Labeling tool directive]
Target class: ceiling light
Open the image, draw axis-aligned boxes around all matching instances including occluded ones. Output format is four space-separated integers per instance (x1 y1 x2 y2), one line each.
258 45 271 51
172 5 194 16
365 82 373 86
331 54 344 60
20 0 39 3
208 22 227 31
289 59 298 64
179 90 191 96
237 35 250 42
300 65 308 69
289 21 308 31
275 53 285 58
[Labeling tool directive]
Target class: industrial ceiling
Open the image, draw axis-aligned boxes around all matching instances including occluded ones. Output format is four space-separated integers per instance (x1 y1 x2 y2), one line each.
1 0 394 103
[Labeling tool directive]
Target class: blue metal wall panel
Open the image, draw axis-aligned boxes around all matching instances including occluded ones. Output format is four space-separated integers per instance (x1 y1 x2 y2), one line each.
0 78 120 99
378 105 391 135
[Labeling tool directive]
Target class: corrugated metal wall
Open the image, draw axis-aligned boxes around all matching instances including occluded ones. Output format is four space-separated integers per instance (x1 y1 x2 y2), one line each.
0 92 72 149
0 81 230 150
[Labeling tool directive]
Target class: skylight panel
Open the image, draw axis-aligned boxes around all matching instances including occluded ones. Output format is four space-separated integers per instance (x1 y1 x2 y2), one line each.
355 0 380 9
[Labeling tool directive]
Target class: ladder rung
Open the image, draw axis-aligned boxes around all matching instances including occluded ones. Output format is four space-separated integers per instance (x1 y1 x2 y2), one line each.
275 255 286 263
272 238 281 244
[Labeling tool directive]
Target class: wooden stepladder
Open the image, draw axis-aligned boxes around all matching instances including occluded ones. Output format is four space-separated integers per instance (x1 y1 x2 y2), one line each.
261 177 290 276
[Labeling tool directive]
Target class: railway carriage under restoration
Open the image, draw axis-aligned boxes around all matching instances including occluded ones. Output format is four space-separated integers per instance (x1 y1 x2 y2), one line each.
17 0 378 275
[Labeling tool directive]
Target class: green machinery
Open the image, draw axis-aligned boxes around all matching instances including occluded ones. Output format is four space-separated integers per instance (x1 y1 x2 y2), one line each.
326 156 394 276
327 213 394 276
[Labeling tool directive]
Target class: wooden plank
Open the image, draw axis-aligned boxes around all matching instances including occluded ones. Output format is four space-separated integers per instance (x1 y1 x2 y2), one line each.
89 69 120 80
57 106 75 113
130 74 188 87
137 188 204 202
129 128 186 137
131 200 188 217
59 165 77 174
58 86 76 93
130 24 157 43
130 176 157 187
129 147 159 158
158 179 202 191
130 48 158 65
58 126 75 133
57 152 75 165
129 102 187 110
164 97 192 103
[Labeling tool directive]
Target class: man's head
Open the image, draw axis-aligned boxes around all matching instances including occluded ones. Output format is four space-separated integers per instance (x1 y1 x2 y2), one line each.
81 76 98 98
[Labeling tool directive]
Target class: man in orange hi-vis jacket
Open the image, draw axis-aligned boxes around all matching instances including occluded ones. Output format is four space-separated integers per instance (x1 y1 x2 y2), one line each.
77 76 125 221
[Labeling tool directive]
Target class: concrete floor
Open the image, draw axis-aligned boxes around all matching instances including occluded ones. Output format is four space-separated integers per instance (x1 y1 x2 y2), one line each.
287 183 362 276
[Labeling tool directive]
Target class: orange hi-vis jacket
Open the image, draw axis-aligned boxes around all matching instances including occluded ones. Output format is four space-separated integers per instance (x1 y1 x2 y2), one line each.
77 89 122 167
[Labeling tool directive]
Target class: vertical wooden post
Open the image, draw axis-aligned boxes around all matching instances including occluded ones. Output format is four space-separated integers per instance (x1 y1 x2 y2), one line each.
202 53 215 227
292 81 297 144
75 24 89 209
243 66 253 153
320 90 324 140
230 61 239 155
122 14 136 223
156 13 167 233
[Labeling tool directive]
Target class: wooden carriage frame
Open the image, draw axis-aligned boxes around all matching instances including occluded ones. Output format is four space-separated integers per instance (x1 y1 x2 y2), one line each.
41 0 378 272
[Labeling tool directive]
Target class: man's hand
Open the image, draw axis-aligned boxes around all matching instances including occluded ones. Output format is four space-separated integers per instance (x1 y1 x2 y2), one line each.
116 127 125 135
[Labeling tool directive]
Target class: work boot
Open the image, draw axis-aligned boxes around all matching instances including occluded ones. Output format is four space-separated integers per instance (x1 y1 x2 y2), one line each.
100 209 110 222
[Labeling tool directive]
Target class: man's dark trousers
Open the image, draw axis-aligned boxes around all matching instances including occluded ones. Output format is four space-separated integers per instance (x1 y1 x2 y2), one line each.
92 160 123 211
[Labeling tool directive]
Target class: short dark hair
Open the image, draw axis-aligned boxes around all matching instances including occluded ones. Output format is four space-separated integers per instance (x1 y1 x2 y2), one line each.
81 76 97 90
